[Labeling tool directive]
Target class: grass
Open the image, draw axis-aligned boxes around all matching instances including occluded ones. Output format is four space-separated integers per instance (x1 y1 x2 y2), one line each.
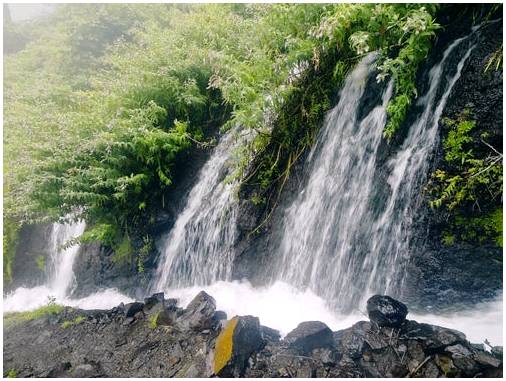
148 311 160 329
6 369 17 378
61 315 86 329
4 303 64 329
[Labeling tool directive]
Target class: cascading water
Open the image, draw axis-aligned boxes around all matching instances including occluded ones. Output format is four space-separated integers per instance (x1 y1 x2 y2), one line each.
5 27 500 347
4 220 133 312
151 128 244 292
47 221 86 298
144 31 503 346
270 33 478 313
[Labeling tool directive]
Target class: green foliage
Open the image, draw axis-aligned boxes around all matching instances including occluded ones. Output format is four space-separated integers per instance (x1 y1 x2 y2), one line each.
137 235 154 274
429 112 502 212
484 44 503 73
441 232 456 246
3 219 20 283
4 300 64 329
148 311 160 329
112 235 134 265
61 315 86 329
6 369 17 378
35 255 46 272
4 5 228 263
428 110 503 247
375 6 440 140
231 4 439 229
4 4 441 264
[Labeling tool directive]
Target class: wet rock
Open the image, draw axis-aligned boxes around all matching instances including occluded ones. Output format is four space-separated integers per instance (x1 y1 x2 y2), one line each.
166 298 178 308
491 346 503 360
366 295 408 327
46 362 72 377
261 325 281 342
124 302 144 318
435 354 458 377
474 351 501 368
284 321 334 354
3 290 503 378
177 291 216 331
213 310 227 321
213 315 264 377
402 320 466 350
143 293 165 309
336 321 371 359
445 344 477 374
422 361 441 378
154 309 174 326
471 343 485 351
72 363 102 378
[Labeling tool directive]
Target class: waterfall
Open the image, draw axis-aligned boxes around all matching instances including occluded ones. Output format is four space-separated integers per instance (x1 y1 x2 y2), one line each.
5 219 134 312
47 221 86 298
151 128 244 292
3 220 87 312
271 35 477 312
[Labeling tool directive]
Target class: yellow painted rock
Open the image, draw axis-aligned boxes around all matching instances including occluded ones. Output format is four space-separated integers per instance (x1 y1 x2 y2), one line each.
213 315 264 377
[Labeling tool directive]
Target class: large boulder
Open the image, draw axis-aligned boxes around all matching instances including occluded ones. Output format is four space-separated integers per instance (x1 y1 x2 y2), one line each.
213 315 264 377
177 291 216 331
366 295 408 327
285 321 334 354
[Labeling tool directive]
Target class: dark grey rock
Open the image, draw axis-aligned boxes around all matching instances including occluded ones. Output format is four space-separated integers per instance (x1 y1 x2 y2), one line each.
213 310 227 321
154 309 174 326
177 291 216 331
124 302 144 318
491 346 503 360
144 293 164 309
366 295 408 327
261 325 281 342
284 321 334 354
474 351 502 368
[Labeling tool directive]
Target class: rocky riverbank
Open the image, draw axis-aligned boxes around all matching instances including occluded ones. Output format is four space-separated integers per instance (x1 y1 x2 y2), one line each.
3 292 503 378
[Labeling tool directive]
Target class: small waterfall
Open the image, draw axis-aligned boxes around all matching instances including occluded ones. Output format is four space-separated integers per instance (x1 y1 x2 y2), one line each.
3 220 87 312
360 35 477 302
47 221 86 298
271 34 477 312
151 129 244 292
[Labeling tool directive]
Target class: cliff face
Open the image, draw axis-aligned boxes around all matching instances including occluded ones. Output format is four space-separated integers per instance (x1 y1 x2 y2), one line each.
5 223 53 292
3 293 502 378
403 8 503 310
231 4 503 311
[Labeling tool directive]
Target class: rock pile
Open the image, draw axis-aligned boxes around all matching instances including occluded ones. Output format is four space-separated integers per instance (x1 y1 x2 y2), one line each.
3 293 503 378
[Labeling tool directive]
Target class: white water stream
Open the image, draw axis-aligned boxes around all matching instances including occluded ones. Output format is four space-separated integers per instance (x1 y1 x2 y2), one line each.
151 128 246 291
4 221 133 312
272 32 478 312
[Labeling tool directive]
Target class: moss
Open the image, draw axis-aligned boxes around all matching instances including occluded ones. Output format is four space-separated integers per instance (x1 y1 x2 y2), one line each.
148 311 160 329
35 255 46 272
442 233 455 246
455 208 503 247
112 235 133 265
61 315 85 329
4 303 64 329
429 108 502 247
6 369 17 378
436 355 456 377
3 219 20 283
213 317 238 375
